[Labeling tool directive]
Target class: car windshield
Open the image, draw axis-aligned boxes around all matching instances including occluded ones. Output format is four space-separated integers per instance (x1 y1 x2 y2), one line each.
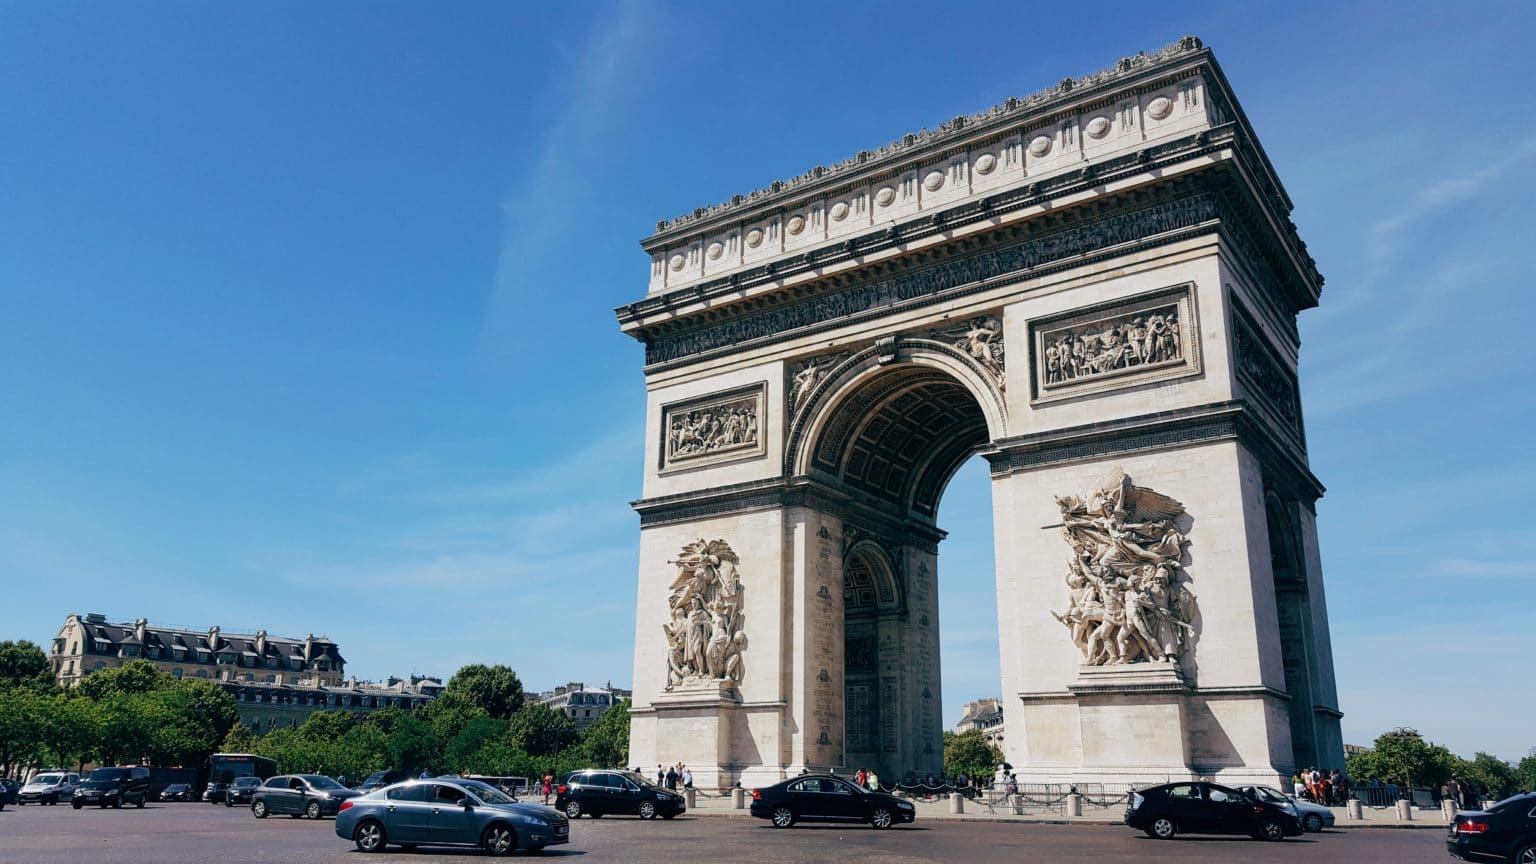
617 772 660 790
301 775 346 790
460 780 517 806
167 784 188 791
233 777 260 787
32 774 63 784
89 769 129 781
1249 786 1288 803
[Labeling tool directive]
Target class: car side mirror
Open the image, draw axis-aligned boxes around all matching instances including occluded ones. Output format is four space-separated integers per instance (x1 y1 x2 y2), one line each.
461 800 475 809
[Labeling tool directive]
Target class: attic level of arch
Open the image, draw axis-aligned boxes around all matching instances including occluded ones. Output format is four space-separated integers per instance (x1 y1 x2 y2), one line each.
618 137 1321 370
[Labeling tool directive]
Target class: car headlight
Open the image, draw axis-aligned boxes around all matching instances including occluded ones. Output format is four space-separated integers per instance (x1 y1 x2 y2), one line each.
898 802 914 810
515 814 548 827
656 794 669 800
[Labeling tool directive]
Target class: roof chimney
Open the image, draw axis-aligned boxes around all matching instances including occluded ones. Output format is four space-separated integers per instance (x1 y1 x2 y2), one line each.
254 630 267 656
208 626 221 651
134 618 148 645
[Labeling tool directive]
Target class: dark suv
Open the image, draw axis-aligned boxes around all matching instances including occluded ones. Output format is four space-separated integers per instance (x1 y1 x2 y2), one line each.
354 769 416 795
1447 792 1536 863
72 766 151 809
556 769 685 820
1125 781 1302 841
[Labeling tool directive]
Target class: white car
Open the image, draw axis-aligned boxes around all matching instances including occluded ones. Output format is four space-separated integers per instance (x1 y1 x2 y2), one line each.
19 772 81 806
1239 784 1335 832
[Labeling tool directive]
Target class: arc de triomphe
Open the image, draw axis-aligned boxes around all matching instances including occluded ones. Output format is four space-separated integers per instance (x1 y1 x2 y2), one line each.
616 38 1342 789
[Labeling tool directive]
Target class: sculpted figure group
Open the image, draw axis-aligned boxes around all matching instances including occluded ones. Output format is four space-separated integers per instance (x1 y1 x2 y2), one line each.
1052 470 1196 666
667 402 759 461
934 317 1005 388
1044 309 1181 385
663 539 747 690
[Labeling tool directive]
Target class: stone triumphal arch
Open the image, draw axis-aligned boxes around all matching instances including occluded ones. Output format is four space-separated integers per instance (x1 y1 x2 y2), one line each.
617 38 1342 789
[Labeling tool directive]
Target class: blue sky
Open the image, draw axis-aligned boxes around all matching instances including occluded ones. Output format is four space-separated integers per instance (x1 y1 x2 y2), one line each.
2 1 1532 761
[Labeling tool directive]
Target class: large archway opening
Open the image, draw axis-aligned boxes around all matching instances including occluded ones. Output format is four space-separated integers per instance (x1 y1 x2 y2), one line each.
802 361 998 781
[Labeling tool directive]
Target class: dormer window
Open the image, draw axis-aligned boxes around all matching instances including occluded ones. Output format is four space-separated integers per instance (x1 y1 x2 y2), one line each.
119 645 140 658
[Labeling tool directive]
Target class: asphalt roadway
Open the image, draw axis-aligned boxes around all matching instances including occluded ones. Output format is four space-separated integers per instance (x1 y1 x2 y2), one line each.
0 801 1451 864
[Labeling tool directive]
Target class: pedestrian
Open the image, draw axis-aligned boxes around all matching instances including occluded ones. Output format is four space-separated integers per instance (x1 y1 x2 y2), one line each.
665 765 678 790
1005 773 1018 797
855 768 867 789
866 768 880 792
657 765 665 786
683 767 693 789
1292 773 1307 800
541 772 553 805
419 770 431 779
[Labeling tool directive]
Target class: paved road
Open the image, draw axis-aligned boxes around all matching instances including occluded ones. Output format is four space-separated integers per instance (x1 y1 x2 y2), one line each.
0 802 1449 863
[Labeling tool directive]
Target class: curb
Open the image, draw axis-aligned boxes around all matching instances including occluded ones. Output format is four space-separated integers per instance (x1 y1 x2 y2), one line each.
680 807 1449 830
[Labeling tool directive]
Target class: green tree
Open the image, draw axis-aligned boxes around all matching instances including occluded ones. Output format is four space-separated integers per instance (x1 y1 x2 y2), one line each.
148 679 240 766
506 704 579 758
296 710 357 744
1458 752 1518 800
1347 728 1457 791
943 729 1002 781
0 687 45 775
444 715 509 774
385 713 441 774
418 690 489 743
582 700 631 769
36 693 101 770
441 665 525 720
78 660 166 700
222 721 257 754
0 640 53 690
1514 756 1536 794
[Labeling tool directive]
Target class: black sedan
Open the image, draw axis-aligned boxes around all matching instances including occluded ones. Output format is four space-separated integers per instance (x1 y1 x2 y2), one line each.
223 776 263 807
556 769 685 820
1125 781 1302 841
749 774 915 829
0 778 19 810
1448 792 1536 863
158 783 195 802
252 775 359 820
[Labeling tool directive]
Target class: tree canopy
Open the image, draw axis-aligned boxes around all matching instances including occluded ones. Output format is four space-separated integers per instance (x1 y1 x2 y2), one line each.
441 664 524 720
943 729 1002 781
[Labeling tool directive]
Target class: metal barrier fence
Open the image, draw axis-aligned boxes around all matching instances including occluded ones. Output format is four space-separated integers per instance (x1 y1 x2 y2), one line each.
1352 786 1434 808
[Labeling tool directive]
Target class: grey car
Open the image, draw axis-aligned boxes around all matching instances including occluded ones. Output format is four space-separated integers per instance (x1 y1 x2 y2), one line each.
334 778 570 855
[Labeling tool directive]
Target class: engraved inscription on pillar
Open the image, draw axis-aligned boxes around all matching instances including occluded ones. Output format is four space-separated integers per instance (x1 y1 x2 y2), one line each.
812 521 843 763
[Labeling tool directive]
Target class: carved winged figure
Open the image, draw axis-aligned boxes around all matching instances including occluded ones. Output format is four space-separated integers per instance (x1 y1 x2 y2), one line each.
933 316 1005 386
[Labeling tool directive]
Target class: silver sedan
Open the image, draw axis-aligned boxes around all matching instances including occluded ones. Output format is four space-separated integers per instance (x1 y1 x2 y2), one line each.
334 778 570 855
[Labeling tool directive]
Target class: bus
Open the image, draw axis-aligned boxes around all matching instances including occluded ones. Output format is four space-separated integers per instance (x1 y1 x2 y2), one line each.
202 753 277 798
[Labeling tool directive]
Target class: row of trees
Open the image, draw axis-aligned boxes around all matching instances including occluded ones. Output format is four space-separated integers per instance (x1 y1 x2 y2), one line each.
943 729 1004 782
0 642 240 775
236 664 630 780
1344 728 1536 800
0 642 629 784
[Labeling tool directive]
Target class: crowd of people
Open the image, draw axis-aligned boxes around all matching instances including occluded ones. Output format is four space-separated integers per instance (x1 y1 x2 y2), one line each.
655 763 693 791
1291 767 1350 805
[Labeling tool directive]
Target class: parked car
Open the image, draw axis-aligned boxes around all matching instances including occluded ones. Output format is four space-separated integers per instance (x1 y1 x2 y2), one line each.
1237 784 1335 832
334 778 569 855
0 778 20 810
749 774 916 829
354 769 416 795
19 771 80 805
1447 791 1536 863
223 776 263 807
252 774 359 820
555 769 685 820
72 766 151 809
158 783 195 802
1125 781 1302 841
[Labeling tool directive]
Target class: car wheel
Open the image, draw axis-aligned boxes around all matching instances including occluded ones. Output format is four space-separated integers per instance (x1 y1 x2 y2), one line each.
1516 844 1536 864
252 801 268 819
305 801 322 820
135 796 145 809
1150 816 1176 839
1303 813 1323 833
354 819 387 853
1260 819 1286 841
483 823 517 857
771 806 795 828
72 802 81 810
638 800 657 820
565 800 582 819
871 807 894 829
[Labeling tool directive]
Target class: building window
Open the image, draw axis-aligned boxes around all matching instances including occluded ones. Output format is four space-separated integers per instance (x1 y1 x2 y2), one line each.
172 668 183 679
289 675 299 685
265 675 276 684
196 669 209 678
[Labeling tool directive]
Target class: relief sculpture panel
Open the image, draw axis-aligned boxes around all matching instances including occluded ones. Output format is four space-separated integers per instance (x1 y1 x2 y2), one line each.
1030 284 1200 402
662 539 747 690
1051 469 1197 666
660 382 766 471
